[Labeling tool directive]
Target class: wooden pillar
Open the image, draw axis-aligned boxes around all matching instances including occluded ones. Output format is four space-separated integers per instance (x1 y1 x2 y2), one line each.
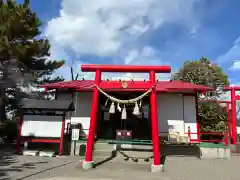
149 70 160 166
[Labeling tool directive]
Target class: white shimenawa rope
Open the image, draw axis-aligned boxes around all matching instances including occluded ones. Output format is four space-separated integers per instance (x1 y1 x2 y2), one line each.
94 84 153 104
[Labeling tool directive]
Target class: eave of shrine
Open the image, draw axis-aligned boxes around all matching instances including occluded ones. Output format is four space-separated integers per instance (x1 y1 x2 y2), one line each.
39 80 212 93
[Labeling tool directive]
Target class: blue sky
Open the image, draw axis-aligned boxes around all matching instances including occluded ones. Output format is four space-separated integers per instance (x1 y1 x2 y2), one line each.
17 0 240 84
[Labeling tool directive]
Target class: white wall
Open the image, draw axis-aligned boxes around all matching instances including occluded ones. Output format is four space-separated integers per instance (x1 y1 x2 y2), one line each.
157 94 184 137
70 92 92 136
56 91 198 140
157 94 197 140
183 96 198 140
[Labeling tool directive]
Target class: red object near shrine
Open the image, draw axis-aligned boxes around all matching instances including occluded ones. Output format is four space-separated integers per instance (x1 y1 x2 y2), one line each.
78 64 210 169
40 80 212 92
223 86 240 144
81 64 171 73
40 64 228 171
81 64 171 167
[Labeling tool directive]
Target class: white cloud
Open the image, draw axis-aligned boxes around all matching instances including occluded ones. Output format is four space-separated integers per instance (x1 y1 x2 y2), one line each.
230 60 240 70
105 72 170 81
217 36 240 64
235 36 240 46
45 0 201 81
45 0 200 58
123 46 162 65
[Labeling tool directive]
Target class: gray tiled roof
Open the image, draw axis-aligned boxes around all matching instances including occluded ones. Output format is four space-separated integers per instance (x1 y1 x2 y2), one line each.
20 99 74 111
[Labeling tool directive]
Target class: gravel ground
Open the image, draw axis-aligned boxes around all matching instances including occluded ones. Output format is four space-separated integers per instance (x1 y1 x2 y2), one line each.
1 151 240 180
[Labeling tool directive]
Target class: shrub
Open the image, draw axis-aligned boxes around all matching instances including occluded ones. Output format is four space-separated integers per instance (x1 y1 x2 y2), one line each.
0 120 18 142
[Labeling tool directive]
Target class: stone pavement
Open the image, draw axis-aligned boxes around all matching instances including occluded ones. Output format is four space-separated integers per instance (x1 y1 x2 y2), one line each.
36 156 240 180
1 151 240 180
0 150 80 180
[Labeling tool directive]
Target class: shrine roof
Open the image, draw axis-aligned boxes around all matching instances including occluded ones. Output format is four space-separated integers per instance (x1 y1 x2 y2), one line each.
39 80 212 93
223 86 240 91
20 99 74 111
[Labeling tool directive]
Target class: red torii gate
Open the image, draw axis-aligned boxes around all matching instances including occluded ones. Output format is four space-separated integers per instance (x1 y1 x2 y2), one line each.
80 64 171 172
224 86 240 145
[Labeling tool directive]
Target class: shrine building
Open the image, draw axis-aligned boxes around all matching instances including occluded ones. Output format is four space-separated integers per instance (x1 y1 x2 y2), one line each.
37 64 212 171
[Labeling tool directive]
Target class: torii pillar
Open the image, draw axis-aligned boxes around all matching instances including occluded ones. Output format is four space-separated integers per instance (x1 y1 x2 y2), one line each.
80 64 171 172
224 86 238 144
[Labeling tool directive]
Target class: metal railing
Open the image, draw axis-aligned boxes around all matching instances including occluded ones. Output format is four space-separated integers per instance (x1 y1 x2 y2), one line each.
186 126 229 147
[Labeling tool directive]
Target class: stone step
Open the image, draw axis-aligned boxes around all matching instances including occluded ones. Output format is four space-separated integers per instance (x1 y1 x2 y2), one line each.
23 150 39 156
200 146 230 159
94 142 116 151
230 143 240 153
119 144 153 150
87 142 202 159
39 151 55 157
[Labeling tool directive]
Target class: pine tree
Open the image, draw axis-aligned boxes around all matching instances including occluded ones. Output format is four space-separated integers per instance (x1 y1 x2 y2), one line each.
0 0 65 123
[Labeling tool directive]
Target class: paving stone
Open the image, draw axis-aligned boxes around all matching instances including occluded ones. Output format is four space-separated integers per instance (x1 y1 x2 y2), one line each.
1 150 240 180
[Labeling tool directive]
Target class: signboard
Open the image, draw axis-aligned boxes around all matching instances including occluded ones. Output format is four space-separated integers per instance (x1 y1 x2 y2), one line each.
71 129 80 140
116 130 132 141
21 115 62 138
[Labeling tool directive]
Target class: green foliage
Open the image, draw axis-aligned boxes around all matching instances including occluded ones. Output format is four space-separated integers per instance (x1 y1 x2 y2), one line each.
0 120 18 142
0 0 64 77
0 0 65 122
172 57 229 97
172 57 229 134
198 102 227 133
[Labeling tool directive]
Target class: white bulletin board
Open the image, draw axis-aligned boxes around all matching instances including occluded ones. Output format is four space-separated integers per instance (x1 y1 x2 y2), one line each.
21 115 63 138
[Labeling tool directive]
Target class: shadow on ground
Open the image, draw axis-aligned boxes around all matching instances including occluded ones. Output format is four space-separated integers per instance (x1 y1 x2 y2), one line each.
0 146 48 180
93 143 201 168
93 150 117 168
